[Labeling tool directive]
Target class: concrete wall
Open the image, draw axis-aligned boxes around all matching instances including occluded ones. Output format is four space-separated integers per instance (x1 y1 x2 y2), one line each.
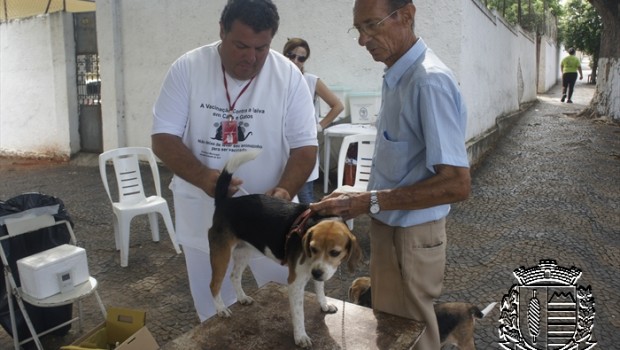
538 35 561 93
0 12 79 159
94 0 387 150
1 0 560 164
458 3 538 141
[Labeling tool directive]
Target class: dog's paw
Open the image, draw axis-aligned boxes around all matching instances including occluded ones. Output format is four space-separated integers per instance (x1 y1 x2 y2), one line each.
321 303 338 314
216 307 232 318
294 334 313 348
239 295 254 305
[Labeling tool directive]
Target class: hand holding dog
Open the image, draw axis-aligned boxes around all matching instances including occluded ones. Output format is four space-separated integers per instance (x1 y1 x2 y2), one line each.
310 191 369 220
204 168 244 198
265 187 291 201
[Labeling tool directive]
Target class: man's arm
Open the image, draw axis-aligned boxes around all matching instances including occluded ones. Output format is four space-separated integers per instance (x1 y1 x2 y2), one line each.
151 133 242 198
374 164 470 210
311 164 470 219
266 145 317 200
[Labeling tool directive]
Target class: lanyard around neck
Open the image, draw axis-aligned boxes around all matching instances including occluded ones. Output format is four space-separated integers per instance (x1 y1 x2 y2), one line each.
221 64 255 118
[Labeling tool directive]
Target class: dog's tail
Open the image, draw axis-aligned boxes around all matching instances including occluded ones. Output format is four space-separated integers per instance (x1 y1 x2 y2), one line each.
214 150 261 206
473 302 497 319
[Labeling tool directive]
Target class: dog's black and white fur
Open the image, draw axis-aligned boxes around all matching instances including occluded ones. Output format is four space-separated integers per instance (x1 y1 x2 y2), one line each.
208 151 362 348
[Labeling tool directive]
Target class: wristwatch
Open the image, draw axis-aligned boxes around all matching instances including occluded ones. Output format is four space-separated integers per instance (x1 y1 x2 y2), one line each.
369 190 381 214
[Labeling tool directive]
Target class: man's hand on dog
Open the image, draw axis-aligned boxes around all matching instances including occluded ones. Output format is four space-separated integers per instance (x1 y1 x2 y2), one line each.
310 191 370 220
265 187 292 201
204 169 243 198
205 170 291 201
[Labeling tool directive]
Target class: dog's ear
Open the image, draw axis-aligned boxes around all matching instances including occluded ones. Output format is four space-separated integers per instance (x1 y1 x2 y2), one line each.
345 231 363 272
302 229 314 258
348 286 355 303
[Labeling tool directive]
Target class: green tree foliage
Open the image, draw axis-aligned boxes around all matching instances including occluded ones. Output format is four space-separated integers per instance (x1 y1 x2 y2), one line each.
560 0 602 73
484 0 562 34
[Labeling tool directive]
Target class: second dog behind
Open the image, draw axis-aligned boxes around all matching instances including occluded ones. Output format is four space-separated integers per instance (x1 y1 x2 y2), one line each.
348 277 496 350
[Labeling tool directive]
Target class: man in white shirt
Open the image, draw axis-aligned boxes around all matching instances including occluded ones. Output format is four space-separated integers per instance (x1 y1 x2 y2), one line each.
151 0 317 321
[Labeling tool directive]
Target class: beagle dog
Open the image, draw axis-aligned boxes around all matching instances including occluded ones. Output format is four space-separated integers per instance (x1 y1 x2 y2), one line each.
348 277 497 350
209 151 362 348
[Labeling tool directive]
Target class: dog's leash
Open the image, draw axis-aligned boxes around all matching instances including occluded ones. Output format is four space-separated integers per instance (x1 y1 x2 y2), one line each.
281 208 313 265
339 267 347 350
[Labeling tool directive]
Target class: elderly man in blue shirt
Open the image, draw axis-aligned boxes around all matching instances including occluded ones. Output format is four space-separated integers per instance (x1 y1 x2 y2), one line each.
311 0 471 348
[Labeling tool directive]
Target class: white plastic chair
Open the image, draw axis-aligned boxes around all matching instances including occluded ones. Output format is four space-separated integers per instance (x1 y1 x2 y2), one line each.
99 147 181 267
335 133 376 229
0 213 106 350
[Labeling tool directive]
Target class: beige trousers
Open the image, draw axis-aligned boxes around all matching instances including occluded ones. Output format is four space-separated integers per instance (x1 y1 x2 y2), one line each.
370 218 447 350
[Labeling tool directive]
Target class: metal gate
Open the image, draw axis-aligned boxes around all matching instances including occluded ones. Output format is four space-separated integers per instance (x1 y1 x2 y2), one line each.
74 12 102 153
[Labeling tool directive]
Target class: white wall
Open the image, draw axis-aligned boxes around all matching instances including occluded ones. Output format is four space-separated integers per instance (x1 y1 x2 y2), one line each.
95 0 387 150
1 0 560 161
459 4 538 140
539 35 560 93
0 12 79 159
462 6 514 139
416 0 463 76
97 0 545 152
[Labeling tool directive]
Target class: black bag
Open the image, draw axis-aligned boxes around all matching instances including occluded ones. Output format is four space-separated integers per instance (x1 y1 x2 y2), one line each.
0 193 74 342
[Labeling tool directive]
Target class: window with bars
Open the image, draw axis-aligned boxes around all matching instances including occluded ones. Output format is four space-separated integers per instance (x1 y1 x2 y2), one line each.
76 54 100 106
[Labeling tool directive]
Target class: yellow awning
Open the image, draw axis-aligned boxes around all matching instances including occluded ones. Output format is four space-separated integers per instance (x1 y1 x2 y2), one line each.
1 0 95 23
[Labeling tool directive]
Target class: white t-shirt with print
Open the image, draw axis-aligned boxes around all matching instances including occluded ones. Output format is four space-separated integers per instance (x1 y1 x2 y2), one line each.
152 41 317 251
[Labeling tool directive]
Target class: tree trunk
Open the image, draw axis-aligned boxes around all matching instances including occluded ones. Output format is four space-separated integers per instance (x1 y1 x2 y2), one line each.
590 52 598 84
582 0 620 121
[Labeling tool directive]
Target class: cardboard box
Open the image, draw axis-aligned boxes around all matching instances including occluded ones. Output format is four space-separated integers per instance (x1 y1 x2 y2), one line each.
17 244 90 299
61 307 159 350
348 91 381 124
117 326 159 350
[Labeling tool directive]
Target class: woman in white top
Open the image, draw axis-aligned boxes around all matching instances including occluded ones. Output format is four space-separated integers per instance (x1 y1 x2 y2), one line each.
283 38 344 203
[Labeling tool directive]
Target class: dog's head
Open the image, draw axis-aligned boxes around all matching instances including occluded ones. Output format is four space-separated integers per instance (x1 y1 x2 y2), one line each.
348 277 372 307
301 219 362 282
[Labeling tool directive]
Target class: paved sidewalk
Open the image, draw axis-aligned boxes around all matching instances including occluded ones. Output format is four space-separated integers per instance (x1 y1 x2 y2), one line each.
443 81 619 348
1 78 618 349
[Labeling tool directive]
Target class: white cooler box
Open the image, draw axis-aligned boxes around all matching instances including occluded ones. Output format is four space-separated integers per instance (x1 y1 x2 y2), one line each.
349 92 381 125
17 244 90 299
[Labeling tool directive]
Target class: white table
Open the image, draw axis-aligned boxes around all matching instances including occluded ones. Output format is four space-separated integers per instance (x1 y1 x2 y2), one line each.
323 123 376 193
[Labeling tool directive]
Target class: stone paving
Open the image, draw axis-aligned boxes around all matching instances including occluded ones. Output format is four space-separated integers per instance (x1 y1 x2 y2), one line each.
1 79 618 349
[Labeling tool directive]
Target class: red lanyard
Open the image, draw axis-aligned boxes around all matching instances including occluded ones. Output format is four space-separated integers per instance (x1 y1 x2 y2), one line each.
221 64 255 118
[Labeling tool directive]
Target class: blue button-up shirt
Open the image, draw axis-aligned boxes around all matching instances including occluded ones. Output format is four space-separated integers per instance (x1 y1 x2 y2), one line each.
368 38 469 227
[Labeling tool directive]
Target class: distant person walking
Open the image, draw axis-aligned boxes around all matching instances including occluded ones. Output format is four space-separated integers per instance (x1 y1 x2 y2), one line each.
560 47 583 103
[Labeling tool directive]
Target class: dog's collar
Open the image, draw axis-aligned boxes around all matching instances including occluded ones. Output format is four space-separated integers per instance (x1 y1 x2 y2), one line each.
282 208 313 265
